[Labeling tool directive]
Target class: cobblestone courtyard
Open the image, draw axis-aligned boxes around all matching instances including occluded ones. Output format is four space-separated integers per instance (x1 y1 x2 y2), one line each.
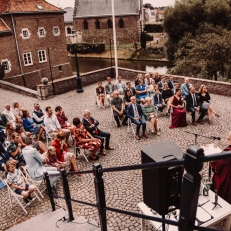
0 80 231 231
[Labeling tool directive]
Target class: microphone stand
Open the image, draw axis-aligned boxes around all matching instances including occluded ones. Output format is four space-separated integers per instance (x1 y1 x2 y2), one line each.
212 190 222 210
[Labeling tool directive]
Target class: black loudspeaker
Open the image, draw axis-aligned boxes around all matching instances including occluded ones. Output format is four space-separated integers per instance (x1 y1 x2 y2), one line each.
141 141 184 215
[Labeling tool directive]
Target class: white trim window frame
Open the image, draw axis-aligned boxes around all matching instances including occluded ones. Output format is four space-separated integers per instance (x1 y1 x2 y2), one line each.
53 26 60 36
23 52 33 66
38 50 47 63
37 27 46 38
1 59 11 73
20 28 31 39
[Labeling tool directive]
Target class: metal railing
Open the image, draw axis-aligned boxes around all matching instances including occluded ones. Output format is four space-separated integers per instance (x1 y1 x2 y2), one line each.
44 146 231 231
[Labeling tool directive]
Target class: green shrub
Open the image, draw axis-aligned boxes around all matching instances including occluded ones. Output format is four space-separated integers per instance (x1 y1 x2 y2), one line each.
67 43 105 54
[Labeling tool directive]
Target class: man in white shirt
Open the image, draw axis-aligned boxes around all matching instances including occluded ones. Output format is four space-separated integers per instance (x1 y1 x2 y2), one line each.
3 104 16 126
32 103 45 125
44 106 71 146
105 77 115 103
114 76 125 95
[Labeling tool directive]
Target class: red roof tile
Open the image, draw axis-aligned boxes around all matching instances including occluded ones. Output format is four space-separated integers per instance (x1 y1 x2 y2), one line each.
0 18 11 32
0 0 62 14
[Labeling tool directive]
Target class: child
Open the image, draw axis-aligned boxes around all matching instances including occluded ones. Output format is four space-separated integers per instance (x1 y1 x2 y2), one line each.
6 160 36 204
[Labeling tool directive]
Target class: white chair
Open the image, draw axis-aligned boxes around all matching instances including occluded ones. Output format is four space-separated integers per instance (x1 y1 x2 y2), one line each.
44 127 54 147
0 171 41 214
72 135 89 162
127 118 136 137
21 165 45 199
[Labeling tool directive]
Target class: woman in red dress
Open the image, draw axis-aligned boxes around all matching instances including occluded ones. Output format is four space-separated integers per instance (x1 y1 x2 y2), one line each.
211 131 231 204
169 88 187 129
73 117 102 160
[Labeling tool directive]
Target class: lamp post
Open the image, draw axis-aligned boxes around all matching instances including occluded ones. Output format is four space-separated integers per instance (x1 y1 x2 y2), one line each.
71 31 84 93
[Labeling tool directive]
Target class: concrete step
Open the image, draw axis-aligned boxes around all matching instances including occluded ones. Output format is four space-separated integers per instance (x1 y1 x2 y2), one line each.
6 208 112 231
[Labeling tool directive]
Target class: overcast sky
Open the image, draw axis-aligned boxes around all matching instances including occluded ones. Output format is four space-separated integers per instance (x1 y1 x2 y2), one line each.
46 0 175 9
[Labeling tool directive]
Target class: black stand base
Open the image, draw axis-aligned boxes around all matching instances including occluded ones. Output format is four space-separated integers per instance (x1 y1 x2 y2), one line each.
76 88 84 93
212 202 222 210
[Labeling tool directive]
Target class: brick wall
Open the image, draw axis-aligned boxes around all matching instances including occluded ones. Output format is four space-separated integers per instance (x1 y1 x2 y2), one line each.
74 15 140 43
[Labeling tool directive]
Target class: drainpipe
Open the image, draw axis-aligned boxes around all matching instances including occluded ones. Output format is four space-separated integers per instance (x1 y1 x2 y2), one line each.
11 15 26 87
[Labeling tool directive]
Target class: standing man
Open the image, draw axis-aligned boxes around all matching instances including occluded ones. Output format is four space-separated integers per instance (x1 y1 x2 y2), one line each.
181 77 192 99
127 96 148 140
157 76 166 92
168 75 175 92
44 106 71 146
82 110 114 155
105 77 115 103
114 76 126 95
111 91 128 127
185 86 207 126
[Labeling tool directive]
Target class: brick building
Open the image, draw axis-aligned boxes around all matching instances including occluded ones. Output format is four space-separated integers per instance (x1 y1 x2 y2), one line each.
0 0 73 88
73 0 143 44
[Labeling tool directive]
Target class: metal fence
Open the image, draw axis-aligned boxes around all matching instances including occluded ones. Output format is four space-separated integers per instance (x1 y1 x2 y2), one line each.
44 146 231 231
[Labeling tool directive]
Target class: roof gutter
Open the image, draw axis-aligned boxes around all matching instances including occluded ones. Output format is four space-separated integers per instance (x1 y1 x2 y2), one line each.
1 10 65 16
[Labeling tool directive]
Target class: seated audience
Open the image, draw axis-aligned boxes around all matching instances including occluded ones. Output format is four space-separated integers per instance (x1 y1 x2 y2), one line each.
157 76 166 92
73 118 102 160
0 142 15 172
96 81 105 108
136 79 148 104
153 72 161 84
181 77 192 99
153 88 166 112
169 89 187 129
114 76 126 95
185 86 207 126
211 131 231 204
22 110 45 141
198 84 220 123
123 90 132 110
7 132 25 165
6 160 36 203
32 103 45 125
162 82 173 115
43 146 66 171
55 106 75 134
15 125 46 154
125 81 136 97
134 73 144 87
5 122 15 140
105 77 115 103
142 97 160 135
44 106 71 146
82 109 114 155
149 79 157 97
111 91 128 127
52 132 81 176
12 101 24 118
144 73 152 86
127 96 148 140
0 113 7 129
22 137 60 193
15 116 30 137
3 104 16 126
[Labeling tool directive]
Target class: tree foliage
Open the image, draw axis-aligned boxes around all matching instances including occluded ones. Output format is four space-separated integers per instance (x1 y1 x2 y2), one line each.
163 0 231 80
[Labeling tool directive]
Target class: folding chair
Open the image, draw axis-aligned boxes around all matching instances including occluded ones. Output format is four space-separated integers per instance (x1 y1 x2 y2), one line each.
21 165 45 199
72 135 89 162
44 127 54 147
1 171 41 214
127 118 136 137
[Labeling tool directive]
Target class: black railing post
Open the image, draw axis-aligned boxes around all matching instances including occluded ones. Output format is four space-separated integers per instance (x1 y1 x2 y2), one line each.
93 163 107 231
179 146 204 231
61 169 74 221
44 171 56 211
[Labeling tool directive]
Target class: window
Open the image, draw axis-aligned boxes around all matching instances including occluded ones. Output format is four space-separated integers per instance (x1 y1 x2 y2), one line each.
23 52 33 66
119 18 124 28
67 27 72 34
38 50 47 63
107 19 112 28
95 20 100 29
20 28 31 39
1 59 11 73
36 4 44 10
83 20 88 30
37 27 46 38
53 26 60 36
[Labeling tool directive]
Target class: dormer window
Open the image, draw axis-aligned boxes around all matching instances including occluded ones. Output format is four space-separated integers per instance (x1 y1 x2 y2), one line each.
53 26 60 36
36 4 44 10
37 27 46 38
20 28 31 39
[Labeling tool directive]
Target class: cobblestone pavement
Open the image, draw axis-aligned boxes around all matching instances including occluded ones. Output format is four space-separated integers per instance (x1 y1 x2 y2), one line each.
0 80 231 231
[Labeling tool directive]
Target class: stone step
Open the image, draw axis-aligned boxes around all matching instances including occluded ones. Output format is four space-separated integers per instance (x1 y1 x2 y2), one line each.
6 208 112 231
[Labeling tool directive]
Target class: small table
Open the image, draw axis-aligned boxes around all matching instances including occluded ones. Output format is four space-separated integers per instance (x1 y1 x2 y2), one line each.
138 190 231 230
